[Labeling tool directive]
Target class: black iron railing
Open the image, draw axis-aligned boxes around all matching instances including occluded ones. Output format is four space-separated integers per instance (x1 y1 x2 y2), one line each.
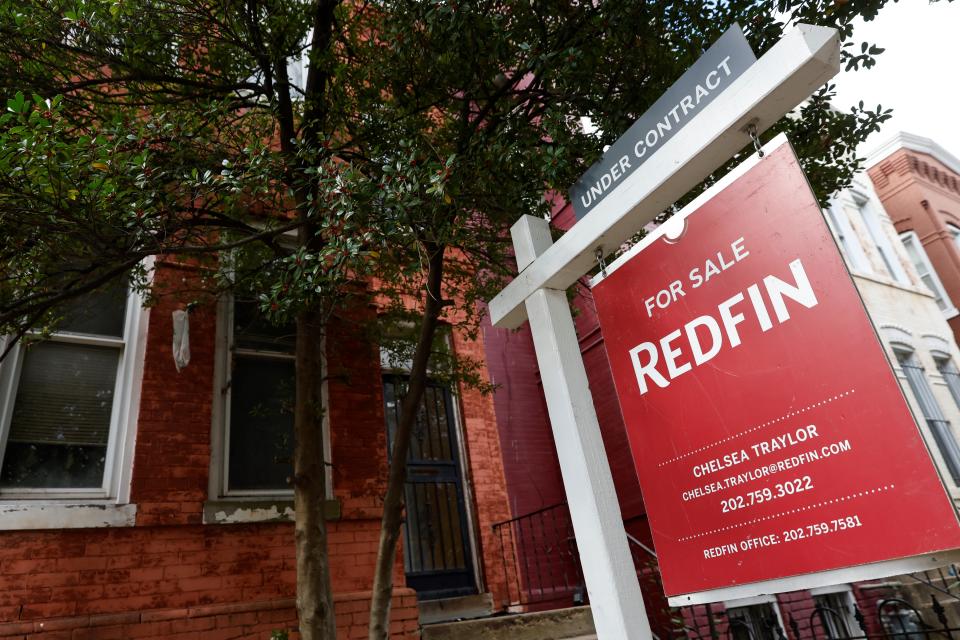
492 502 586 608
491 503 663 611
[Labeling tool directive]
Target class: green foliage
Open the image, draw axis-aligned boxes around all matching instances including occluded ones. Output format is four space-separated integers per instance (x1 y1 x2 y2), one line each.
0 3 938 633
0 0 930 358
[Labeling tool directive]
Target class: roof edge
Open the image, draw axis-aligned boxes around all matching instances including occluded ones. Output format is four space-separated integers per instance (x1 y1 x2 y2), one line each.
866 131 960 176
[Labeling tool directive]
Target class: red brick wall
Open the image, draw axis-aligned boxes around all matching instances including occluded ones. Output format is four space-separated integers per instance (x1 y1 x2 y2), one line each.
130 264 213 527
0 592 419 640
0 524 418 639
0 265 418 639
1 256 526 637
480 318 565 517
450 325 513 608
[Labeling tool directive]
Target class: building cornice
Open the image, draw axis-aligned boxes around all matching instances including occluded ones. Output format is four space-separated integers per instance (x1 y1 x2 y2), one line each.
867 132 960 176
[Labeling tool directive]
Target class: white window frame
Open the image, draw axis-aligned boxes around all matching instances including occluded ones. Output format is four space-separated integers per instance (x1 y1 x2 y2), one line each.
723 594 786 640
947 223 960 251
0 280 150 529
900 230 959 318
207 295 333 516
824 204 869 273
242 30 312 104
853 191 909 285
286 29 312 101
893 346 960 489
934 353 960 408
809 585 862 639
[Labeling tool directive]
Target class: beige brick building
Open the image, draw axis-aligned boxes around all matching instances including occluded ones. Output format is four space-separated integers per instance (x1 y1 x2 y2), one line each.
826 173 960 501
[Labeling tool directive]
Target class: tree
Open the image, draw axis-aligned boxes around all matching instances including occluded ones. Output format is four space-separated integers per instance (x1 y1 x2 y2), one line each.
0 3 375 638
342 2 910 635
0 0 941 638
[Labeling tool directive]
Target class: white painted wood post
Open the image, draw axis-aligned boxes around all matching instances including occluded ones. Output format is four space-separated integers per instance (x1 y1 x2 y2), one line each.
512 214 651 640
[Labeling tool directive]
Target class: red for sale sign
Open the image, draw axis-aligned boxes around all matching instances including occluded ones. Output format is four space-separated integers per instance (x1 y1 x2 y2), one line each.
591 136 960 601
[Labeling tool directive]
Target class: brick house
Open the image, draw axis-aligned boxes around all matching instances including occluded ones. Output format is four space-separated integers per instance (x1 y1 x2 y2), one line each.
0 258 515 639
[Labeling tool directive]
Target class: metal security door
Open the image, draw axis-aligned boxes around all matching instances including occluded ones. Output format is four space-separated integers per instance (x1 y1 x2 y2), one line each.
383 375 476 600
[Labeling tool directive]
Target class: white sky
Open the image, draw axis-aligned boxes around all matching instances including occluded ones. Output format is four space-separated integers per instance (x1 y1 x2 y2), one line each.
830 0 960 159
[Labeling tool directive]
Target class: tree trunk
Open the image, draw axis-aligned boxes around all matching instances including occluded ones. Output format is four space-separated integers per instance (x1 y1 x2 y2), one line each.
369 244 447 640
284 2 340 629
295 307 337 640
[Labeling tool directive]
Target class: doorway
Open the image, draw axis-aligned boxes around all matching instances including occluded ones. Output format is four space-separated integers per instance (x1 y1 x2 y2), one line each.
383 375 477 600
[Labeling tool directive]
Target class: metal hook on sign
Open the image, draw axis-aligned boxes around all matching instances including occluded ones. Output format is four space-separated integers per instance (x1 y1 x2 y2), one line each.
595 246 607 277
747 122 764 158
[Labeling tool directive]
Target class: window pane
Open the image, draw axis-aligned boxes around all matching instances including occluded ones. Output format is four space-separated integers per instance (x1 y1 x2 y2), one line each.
858 200 899 280
896 351 960 484
233 300 295 352
937 358 960 409
727 604 780 640
902 236 928 276
921 275 948 310
813 593 854 639
896 351 946 420
228 355 295 491
57 280 127 337
876 246 899 281
901 234 951 311
1 342 119 488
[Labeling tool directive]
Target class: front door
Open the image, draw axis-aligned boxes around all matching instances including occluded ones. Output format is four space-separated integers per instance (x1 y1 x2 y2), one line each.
383 375 477 600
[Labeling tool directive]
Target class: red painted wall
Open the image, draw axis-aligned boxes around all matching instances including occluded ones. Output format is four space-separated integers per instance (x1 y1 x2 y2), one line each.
483 200 644 524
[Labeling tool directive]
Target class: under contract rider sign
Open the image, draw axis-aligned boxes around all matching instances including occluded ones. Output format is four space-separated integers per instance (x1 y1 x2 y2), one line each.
591 137 960 600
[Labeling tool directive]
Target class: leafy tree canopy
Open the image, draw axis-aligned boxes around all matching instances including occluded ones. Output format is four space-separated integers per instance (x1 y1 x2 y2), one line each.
0 0 918 347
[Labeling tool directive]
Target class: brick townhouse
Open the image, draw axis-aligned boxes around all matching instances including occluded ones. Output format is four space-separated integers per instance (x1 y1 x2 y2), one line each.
0 258 515 639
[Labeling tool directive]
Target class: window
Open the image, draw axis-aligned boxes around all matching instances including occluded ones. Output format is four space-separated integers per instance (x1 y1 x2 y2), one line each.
811 588 861 639
936 356 960 411
244 30 312 103
0 280 145 501
895 349 960 485
286 31 311 100
725 599 785 640
824 205 868 273
879 601 925 640
948 223 960 250
855 194 907 284
216 299 296 495
900 231 955 314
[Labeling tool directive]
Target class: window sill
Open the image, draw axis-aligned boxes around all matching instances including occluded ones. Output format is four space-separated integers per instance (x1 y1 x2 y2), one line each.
0 502 137 530
202 498 340 525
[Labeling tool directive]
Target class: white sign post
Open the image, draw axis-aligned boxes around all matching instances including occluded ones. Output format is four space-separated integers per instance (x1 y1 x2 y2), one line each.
490 24 841 640
513 215 650 639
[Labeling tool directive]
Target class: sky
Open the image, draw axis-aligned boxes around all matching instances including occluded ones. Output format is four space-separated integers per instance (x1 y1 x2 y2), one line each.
830 0 960 160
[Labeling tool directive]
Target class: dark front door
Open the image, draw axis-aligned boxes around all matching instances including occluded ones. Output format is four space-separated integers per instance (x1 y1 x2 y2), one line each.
383 375 477 600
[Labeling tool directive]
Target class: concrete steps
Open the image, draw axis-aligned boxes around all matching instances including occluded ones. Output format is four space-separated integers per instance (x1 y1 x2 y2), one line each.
421 605 595 640
418 593 494 625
